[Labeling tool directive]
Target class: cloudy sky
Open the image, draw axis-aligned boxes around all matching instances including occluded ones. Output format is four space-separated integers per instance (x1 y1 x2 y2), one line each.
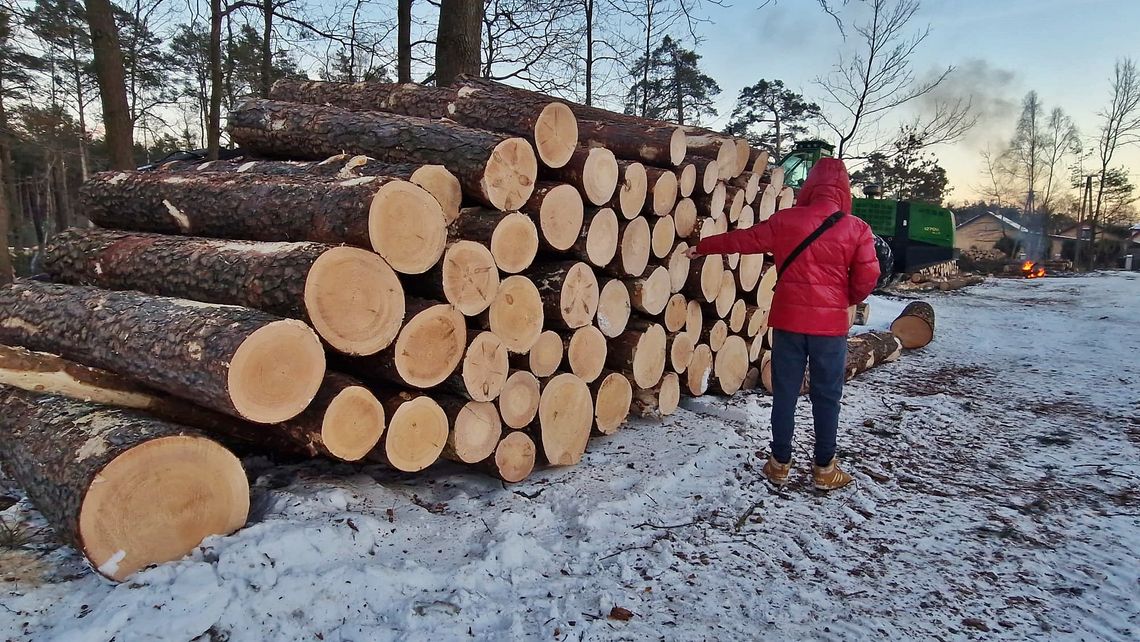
687 0 1140 204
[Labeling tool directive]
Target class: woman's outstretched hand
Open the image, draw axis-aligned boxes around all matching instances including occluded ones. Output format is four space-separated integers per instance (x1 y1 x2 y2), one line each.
684 246 701 260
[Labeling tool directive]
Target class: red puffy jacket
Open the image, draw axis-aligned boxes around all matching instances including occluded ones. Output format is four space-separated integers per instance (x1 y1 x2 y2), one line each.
695 158 880 337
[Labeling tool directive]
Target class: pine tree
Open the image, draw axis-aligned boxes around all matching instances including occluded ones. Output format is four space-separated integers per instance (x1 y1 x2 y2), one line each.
725 79 820 159
624 36 719 126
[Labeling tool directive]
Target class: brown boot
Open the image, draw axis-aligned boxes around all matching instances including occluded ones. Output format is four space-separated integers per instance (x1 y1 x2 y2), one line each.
812 458 853 491
762 456 792 487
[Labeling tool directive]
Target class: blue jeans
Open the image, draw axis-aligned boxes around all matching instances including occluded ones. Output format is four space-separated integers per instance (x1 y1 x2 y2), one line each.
770 329 847 467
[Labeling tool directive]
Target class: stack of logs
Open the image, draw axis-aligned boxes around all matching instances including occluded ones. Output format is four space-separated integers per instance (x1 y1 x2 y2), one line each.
0 76 907 581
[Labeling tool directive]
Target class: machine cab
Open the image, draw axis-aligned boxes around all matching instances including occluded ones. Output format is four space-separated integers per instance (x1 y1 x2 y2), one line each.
778 139 835 189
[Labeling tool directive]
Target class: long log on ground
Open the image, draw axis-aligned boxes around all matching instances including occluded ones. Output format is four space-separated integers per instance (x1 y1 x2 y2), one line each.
0 386 249 581
528 261 599 330
450 208 539 274
156 155 464 224
479 431 536 483
610 161 648 219
851 302 871 326
80 169 447 275
439 331 509 402
890 301 936 348
438 397 502 464
596 278 632 339
606 323 667 389
542 147 618 206
571 207 619 268
342 298 466 389
565 325 608 383
499 370 541 429
228 99 537 210
533 373 594 466
0 345 384 462
0 281 325 423
845 331 903 380
685 343 714 396
410 240 499 316
710 335 749 395
522 182 584 252
44 229 404 356
631 371 680 418
591 371 632 435
268 79 578 169
513 330 563 378
369 390 448 472
937 275 985 291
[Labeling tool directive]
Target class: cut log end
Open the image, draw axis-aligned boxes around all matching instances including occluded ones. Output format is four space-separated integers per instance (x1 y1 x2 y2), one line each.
701 161 720 194
617 216 651 277
304 246 405 356
539 183 584 251
462 331 510 402
670 331 696 373
651 215 677 259
321 385 386 461
685 343 713 396
567 325 608 383
596 279 632 339
651 171 679 216
490 431 536 483
669 127 688 166
632 324 667 389
558 262 600 329
442 241 500 316
584 207 619 267
482 137 538 211
227 319 326 423
384 395 448 472
488 275 544 353
658 372 680 416
728 299 747 333
582 147 620 206
490 212 540 274
444 400 502 464
410 165 463 224
673 199 697 238
538 373 593 466
77 434 247 582
527 330 564 378
499 370 541 429
890 301 935 349
685 299 704 339
593 372 632 435
663 293 688 333
678 163 697 198
713 335 749 395
617 163 648 219
630 265 671 316
535 102 578 169
368 180 448 274
714 272 737 318
394 303 467 388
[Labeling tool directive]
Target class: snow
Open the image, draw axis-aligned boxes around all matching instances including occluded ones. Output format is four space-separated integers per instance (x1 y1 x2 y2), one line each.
3 273 1140 640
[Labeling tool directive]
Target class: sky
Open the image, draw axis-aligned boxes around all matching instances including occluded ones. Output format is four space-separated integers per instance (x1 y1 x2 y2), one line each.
686 0 1140 205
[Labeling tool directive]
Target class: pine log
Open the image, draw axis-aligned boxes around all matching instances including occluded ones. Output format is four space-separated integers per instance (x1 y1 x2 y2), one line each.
711 335 749 395
713 271 737 318
694 183 728 220
643 166 679 217
743 366 761 390
678 162 697 198
267 79 578 169
777 186 795 210
157 154 464 224
685 344 714 396
498 370 541 429
0 386 248 581
663 293 688 333
673 198 698 238
745 305 768 338
627 265 671 316
664 241 692 294
685 299 705 340
682 128 737 179
669 331 696 374
685 254 725 303
728 299 747 333
606 323 667 389
702 319 729 352
534 373 594 466
411 240 499 316
729 170 762 203
591 371 632 435
479 431 536 483
571 207 619 267
44 229 404 356
737 202 756 230
845 331 903 380
438 397 502 464
750 149 770 176
609 161 648 219
513 329 563 378
0 281 325 423
480 275 544 353
769 167 786 193
542 147 618 206
450 208 539 274
228 99 537 210
565 325 608 383
605 216 651 278
733 140 753 177
341 298 465 389
596 278 632 339
439 331 509 402
80 170 447 275
755 265 777 310
890 301 936 349
651 215 677 259
529 261 599 329
937 275 985 291
757 184 778 221
749 336 765 363
737 253 764 293
631 372 680 418
370 390 448 471
522 182 584 252
689 157 719 194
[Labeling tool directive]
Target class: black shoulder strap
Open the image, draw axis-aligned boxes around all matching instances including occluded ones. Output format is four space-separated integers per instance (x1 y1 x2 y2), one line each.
778 211 846 277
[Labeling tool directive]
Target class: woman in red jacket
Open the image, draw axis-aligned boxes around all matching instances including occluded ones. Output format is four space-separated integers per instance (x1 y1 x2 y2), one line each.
687 158 879 490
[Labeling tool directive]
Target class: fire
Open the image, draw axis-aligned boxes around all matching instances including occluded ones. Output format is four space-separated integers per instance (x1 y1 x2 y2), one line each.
1021 260 1046 279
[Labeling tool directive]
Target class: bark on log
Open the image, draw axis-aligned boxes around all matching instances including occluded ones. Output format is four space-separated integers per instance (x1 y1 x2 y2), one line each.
370 390 448 471
590 371 632 435
45 229 404 355
533 372 593 466
0 281 325 423
682 128 737 179
528 261 599 329
80 169 447 275
685 255 725 303
609 161 648 220
450 208 539 274
890 301 935 349
268 79 578 169
478 431 537 483
342 298 466 389
541 146 618 206
438 397 502 464
937 275 985 291
750 149 770 176
596 278 632 339
852 302 871 326
0 386 249 581
522 182 584 252
565 325 607 383
606 323 667 389
685 344 713 396
228 99 537 210
845 331 903 380
631 371 680 418
571 207 619 268
627 265 671 316
498 370 541 429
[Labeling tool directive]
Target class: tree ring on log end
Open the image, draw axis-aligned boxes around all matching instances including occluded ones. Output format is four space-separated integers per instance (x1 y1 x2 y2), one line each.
658 372 680 415
463 331 509 402
651 215 676 259
483 137 538 211
678 163 697 198
538 373 593 466
632 324 667 389
651 171 679 216
715 335 749 395
79 435 248 581
618 162 648 219
673 198 697 238
593 372 632 435
450 400 502 463
488 275 543 353
368 180 448 274
384 396 448 471
228 319 325 423
585 207 619 267
442 241 500 316
394 303 467 388
596 279 631 339
663 293 688 333
410 165 463 224
535 102 578 169
559 262 600 329
582 148 620 206
618 216 651 277
322 385 385 461
490 212 539 274
567 325 607 383
305 247 405 356
494 431 536 483
499 370 541 429
669 127 688 166
528 330 563 378
686 343 713 396
539 184 584 251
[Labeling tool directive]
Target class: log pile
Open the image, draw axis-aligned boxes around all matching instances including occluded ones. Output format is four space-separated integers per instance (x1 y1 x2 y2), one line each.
0 78 911 581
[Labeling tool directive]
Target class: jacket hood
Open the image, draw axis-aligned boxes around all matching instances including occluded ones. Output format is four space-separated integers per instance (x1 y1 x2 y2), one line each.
797 158 852 216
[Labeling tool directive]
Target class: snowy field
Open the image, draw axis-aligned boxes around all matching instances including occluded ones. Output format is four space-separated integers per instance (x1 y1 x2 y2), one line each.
2 272 1138 641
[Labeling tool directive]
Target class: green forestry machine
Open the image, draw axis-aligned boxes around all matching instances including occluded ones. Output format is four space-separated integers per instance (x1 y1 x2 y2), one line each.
777 140 957 281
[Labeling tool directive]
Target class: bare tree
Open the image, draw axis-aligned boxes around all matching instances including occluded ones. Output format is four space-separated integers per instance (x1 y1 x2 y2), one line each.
84 0 134 169
481 0 580 94
1040 106 1079 213
1009 91 1043 219
814 0 971 159
1089 57 1140 266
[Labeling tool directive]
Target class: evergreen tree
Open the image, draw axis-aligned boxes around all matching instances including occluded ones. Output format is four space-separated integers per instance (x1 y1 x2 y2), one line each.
850 128 949 204
725 79 820 158
624 36 719 126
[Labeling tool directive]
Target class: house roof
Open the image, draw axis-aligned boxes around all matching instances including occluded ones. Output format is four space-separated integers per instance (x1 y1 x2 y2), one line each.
956 211 1030 233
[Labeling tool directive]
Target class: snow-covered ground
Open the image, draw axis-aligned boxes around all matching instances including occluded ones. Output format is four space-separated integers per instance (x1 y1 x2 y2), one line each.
2 272 1138 641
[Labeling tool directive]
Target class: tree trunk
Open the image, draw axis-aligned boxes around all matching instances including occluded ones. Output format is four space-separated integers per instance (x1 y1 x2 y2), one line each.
450 208 539 274
844 331 903 380
84 0 134 169
260 0 273 97
79 169 447 275
269 79 578 169
606 323 666 389
0 385 248 582
533 372 593 466
340 298 466 389
890 301 935 349
44 229 405 356
590 371 631 435
0 281 326 423
478 431 535 483
435 0 481 87
527 261 599 329
540 147 618 206
398 0 413 83
0 159 11 284
229 99 537 211
438 397 502 464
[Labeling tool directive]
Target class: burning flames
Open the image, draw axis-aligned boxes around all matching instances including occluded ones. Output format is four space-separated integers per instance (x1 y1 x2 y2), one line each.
1021 260 1046 279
